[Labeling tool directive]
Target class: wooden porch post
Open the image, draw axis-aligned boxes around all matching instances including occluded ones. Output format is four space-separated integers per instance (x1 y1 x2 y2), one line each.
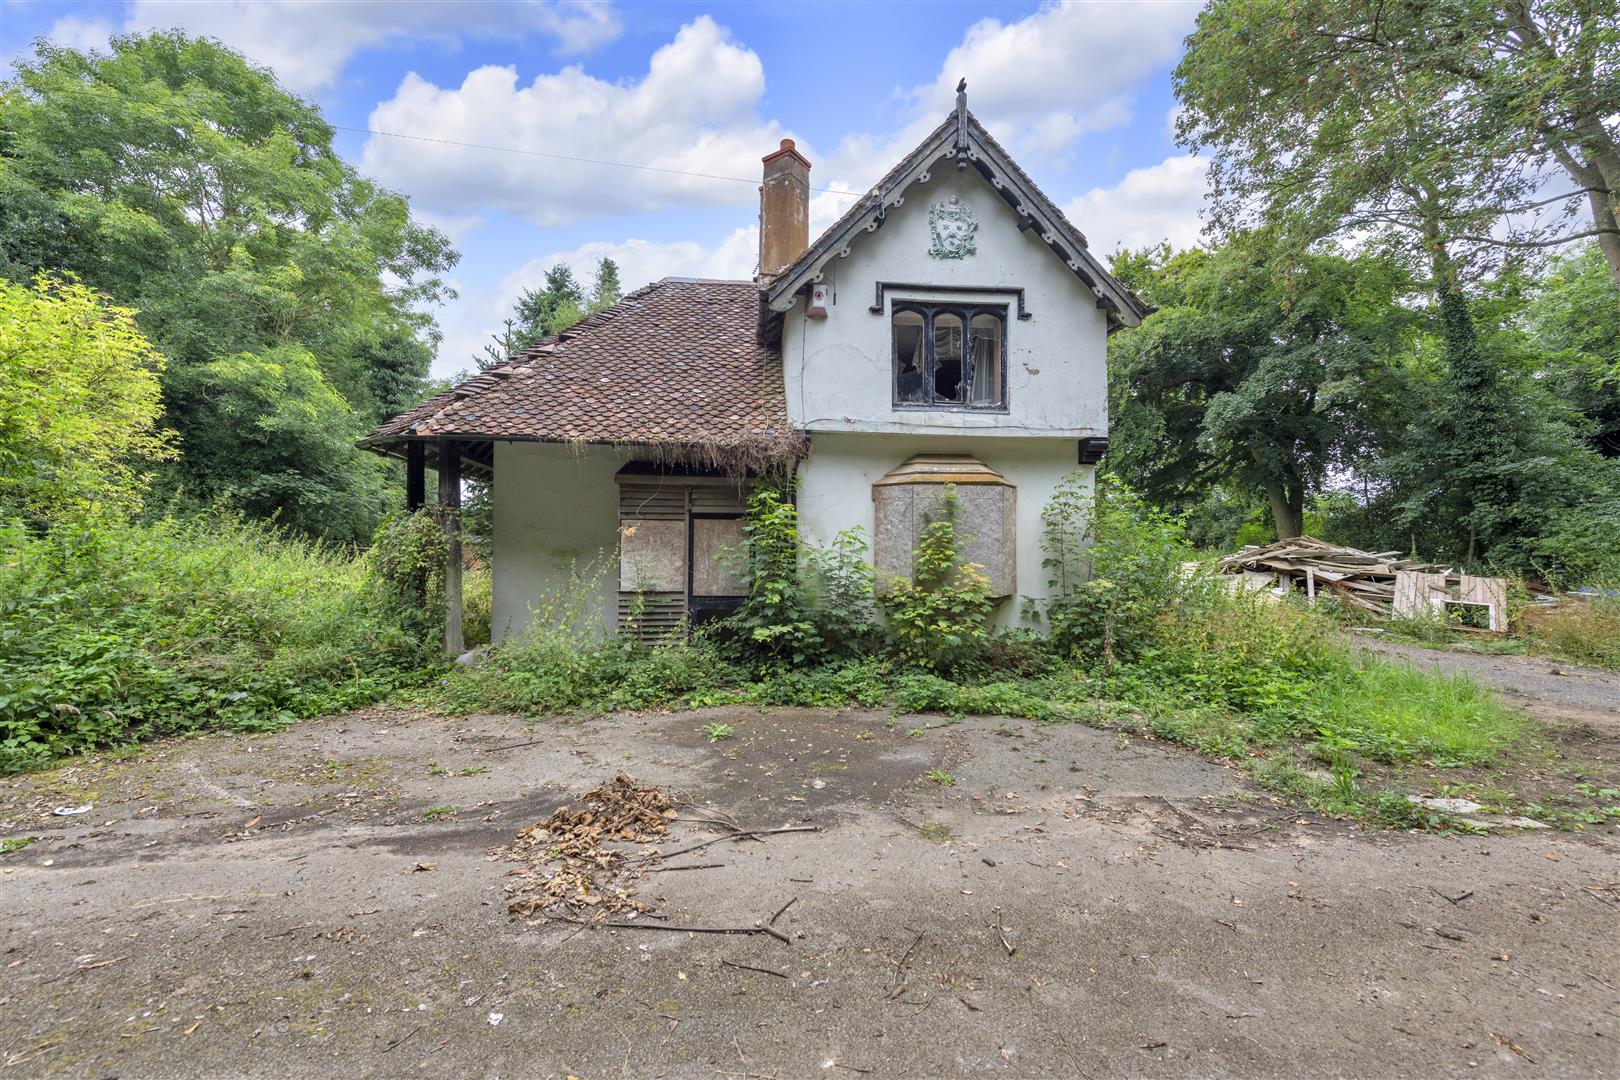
405 441 426 512
438 438 464 657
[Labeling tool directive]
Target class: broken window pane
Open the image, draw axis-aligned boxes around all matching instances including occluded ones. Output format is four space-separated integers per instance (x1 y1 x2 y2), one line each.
891 302 1007 408
893 309 925 403
970 312 1002 406
933 312 964 402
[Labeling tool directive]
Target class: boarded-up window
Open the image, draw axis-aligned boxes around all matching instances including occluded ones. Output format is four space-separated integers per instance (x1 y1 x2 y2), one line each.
691 517 746 597
614 466 750 639
619 519 685 592
872 454 1015 598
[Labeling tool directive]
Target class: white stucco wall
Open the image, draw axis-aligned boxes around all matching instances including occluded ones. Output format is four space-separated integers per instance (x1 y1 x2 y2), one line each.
795 432 1092 629
491 441 629 643
782 168 1111 438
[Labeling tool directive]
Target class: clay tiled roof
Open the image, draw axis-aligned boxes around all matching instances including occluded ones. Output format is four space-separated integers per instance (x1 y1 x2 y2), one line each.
364 278 803 467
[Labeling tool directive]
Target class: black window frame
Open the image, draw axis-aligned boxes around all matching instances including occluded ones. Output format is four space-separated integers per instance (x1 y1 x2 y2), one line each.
890 301 1009 411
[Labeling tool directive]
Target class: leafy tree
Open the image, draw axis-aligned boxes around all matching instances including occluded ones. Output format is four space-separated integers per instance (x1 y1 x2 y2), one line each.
517 263 585 335
1 32 456 532
589 256 622 312
1108 239 1412 539
164 346 392 543
476 260 603 370
1174 1 1620 562
1524 243 1620 457
0 274 176 526
1176 0 1620 289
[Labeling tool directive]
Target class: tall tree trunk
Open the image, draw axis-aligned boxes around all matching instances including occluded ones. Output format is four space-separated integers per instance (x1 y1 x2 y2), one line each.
1421 211 1509 561
1264 478 1304 540
1500 10 1620 289
1547 138 1620 292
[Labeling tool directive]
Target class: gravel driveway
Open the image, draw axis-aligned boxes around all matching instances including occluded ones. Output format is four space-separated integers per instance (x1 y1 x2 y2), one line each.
1 705 1615 1078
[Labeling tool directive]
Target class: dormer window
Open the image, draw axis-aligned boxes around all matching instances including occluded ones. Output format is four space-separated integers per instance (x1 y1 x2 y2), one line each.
892 303 1006 409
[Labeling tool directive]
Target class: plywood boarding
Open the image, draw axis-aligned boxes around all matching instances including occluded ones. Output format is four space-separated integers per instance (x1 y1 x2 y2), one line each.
619 519 685 592
692 517 747 597
1394 570 1507 632
1394 570 1450 619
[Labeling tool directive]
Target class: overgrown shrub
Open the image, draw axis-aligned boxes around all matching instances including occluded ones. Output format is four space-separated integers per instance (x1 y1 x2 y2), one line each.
877 487 995 674
803 526 879 658
366 509 449 629
718 482 878 670
1040 473 1201 665
0 514 437 770
717 483 822 668
0 274 176 528
463 565 493 647
437 631 741 716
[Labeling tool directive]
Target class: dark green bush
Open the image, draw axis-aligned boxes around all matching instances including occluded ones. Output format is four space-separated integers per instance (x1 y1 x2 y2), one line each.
717 482 879 671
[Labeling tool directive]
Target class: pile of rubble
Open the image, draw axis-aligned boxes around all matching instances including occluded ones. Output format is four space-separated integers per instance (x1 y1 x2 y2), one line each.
502 772 676 920
1217 536 1510 630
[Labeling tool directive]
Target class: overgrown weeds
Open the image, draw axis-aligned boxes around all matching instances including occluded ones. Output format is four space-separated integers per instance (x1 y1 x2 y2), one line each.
1523 594 1620 671
423 472 1543 829
0 513 439 770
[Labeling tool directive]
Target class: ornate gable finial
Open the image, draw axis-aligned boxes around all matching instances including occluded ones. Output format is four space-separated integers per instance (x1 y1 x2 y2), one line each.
953 78 970 169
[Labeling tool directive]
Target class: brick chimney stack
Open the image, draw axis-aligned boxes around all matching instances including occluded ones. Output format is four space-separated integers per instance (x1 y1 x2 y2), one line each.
757 138 810 281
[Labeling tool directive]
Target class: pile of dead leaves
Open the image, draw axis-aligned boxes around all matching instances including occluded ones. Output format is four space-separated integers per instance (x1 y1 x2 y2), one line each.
503 773 676 921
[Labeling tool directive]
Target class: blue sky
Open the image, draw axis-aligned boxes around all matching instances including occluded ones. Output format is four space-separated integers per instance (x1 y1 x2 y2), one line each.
3 1 1210 377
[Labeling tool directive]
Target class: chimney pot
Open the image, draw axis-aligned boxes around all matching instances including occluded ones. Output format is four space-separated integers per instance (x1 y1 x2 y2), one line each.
758 138 810 280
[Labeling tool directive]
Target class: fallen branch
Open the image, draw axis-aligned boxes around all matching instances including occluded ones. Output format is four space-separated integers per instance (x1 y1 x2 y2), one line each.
632 826 821 864
381 1027 421 1054
721 958 789 979
557 915 790 945
643 862 726 874
78 956 128 971
484 739 547 752
992 908 1015 957
891 930 925 991
768 897 798 926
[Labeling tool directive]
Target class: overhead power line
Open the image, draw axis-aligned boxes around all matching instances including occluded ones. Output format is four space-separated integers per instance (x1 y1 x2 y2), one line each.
333 124 858 196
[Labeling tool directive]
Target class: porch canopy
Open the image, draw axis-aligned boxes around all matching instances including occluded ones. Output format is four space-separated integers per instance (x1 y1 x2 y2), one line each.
359 277 805 654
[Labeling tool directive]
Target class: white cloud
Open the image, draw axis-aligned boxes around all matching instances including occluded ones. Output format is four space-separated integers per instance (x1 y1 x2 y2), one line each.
124 0 621 92
1063 154 1211 255
362 17 793 228
432 228 759 377
917 2 1193 156
362 2 1192 241
815 1 1198 199
43 14 114 54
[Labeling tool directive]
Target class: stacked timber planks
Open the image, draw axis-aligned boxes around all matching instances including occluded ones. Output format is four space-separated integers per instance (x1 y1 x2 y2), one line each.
1217 536 1448 616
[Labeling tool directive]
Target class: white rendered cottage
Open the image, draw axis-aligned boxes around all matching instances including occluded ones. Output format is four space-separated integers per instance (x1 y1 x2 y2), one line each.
365 88 1149 651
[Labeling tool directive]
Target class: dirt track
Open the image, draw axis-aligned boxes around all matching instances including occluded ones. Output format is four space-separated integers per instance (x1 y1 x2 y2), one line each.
1 706 1616 1079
